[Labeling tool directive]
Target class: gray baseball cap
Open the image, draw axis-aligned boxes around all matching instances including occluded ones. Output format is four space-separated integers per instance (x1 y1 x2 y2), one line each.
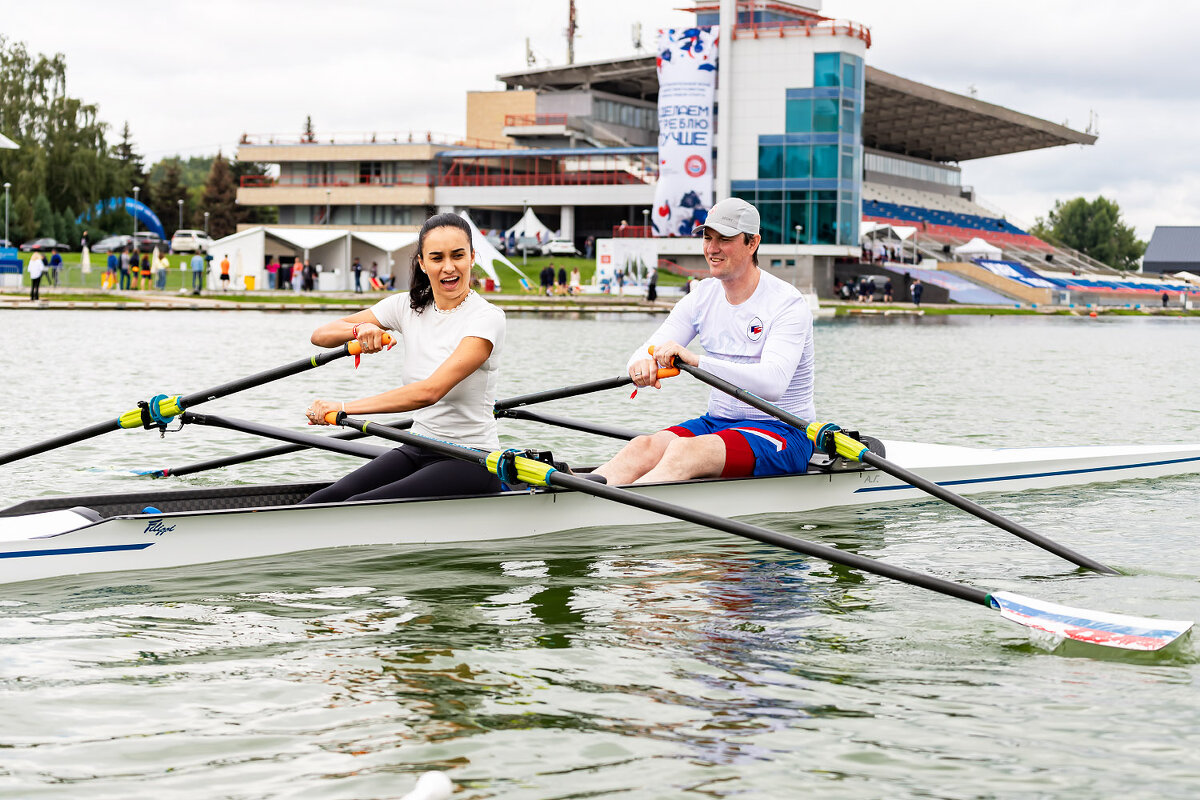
693 197 761 236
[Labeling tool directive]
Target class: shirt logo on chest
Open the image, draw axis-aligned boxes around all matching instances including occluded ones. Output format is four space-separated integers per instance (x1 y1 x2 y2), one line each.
747 316 764 341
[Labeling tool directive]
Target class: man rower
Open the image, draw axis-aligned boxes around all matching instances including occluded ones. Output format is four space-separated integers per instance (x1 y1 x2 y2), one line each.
593 197 816 484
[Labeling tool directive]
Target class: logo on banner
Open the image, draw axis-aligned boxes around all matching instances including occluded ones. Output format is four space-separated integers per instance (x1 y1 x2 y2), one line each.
685 155 707 177
747 317 764 341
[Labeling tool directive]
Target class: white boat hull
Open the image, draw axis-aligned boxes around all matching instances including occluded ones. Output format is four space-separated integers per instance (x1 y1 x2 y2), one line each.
2 439 1200 586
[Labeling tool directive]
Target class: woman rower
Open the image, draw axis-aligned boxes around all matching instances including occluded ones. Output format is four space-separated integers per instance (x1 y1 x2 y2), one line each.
301 213 506 503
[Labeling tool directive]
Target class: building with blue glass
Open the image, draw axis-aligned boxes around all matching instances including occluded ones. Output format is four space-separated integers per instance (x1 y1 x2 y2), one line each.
235 0 1100 293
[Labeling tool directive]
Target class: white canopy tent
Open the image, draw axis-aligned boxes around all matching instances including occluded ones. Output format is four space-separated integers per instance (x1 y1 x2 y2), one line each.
504 207 555 249
460 211 530 290
0 132 19 150
954 237 1003 261
861 222 920 263
199 224 531 292
351 231 419 291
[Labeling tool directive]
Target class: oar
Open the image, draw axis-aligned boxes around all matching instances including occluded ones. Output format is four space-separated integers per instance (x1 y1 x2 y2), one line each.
657 355 1119 576
319 412 1189 653
152 369 675 477
181 412 390 459
144 419 416 478
0 335 392 468
495 408 644 441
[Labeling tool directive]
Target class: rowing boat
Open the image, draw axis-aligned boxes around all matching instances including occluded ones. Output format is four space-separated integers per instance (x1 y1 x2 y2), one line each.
4 438 1199 587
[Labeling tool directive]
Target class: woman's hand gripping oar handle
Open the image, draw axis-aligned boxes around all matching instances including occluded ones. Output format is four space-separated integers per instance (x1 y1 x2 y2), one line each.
347 333 393 368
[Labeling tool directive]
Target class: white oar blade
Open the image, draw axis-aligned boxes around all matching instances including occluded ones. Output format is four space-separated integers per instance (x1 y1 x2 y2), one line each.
989 591 1193 652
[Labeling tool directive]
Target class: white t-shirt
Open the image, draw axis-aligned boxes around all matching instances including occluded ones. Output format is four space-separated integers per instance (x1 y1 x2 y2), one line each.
630 270 816 422
370 290 506 450
28 255 44 279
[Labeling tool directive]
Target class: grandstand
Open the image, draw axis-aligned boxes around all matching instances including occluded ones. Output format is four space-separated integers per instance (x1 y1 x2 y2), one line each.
861 182 1119 277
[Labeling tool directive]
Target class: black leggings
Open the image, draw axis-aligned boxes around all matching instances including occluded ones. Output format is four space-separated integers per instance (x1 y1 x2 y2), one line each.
301 445 502 504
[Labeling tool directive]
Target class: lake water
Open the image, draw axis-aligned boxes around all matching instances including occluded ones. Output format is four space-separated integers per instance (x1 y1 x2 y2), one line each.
2 310 1200 799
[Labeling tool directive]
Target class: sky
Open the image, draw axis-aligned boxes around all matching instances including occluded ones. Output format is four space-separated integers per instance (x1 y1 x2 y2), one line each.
2 0 1196 239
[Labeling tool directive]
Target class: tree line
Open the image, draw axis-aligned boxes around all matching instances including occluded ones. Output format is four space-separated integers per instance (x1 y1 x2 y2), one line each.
0 35 274 247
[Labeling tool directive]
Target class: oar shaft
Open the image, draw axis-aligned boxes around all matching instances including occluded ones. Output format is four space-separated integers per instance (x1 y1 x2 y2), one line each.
495 408 644 441
161 419 415 477
495 375 631 410
673 361 1119 576
336 415 991 607
157 374 647 478
0 338 387 469
177 341 368 409
0 419 121 467
181 413 391 459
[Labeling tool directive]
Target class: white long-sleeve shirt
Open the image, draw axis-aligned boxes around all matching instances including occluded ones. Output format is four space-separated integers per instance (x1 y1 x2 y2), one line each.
630 271 816 422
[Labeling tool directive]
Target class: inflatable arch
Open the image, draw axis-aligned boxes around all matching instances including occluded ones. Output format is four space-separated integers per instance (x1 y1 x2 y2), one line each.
76 197 166 239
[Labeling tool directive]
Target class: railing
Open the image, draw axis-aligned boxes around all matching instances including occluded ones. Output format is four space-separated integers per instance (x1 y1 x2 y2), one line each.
440 171 649 187
504 114 569 127
733 18 872 47
238 130 515 149
613 225 653 238
240 175 433 188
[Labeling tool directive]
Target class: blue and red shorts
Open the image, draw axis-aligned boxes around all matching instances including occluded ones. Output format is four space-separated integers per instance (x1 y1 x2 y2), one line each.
665 414 813 478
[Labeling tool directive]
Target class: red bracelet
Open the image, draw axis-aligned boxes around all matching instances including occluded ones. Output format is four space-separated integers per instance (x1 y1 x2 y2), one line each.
351 324 360 340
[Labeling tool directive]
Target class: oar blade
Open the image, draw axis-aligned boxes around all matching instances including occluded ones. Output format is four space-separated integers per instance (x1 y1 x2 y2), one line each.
988 591 1193 652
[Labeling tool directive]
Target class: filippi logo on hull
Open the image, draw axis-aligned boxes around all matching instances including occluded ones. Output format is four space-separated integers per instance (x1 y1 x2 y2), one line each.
653 27 718 238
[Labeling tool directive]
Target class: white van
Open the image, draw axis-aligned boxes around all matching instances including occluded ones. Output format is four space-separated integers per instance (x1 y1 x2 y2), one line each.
170 229 214 253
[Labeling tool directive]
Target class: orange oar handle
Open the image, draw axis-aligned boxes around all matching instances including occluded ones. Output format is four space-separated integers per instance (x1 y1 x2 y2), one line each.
646 346 680 378
323 410 343 425
346 333 393 356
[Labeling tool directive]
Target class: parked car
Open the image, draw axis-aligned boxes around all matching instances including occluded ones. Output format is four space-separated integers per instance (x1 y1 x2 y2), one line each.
91 235 133 253
539 238 580 257
170 229 213 253
0 239 12 248
19 237 69 253
134 231 168 253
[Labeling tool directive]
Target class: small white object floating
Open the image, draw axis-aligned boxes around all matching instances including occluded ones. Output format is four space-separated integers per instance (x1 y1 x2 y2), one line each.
399 771 454 800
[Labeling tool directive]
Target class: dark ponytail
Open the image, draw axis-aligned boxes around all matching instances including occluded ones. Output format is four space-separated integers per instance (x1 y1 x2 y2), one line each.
409 213 474 312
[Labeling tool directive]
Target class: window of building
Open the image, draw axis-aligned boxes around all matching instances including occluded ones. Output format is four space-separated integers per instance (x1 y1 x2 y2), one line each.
758 144 783 179
813 98 839 132
814 52 841 87
786 98 811 133
359 162 383 184
784 145 811 179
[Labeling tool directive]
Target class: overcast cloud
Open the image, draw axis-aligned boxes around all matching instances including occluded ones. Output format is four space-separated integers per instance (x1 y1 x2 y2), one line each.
1 0 1192 238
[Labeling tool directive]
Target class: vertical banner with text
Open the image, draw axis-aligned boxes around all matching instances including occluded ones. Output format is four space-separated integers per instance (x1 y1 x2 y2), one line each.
653 27 718 237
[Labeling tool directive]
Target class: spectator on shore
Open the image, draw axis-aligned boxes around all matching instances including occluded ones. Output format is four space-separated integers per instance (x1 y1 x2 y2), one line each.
119 247 132 290
615 267 625 296
190 251 206 295
584 235 594 259
569 266 582 295
883 278 894 303
139 253 151 291
28 251 45 300
903 271 912 300
48 248 62 286
156 252 170 290
80 230 89 251
266 258 279 290
646 268 658 303
539 264 554 295
219 254 231 289
1163 291 1170 308
556 265 567 295
105 250 117 290
352 257 364 293
911 278 923 306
